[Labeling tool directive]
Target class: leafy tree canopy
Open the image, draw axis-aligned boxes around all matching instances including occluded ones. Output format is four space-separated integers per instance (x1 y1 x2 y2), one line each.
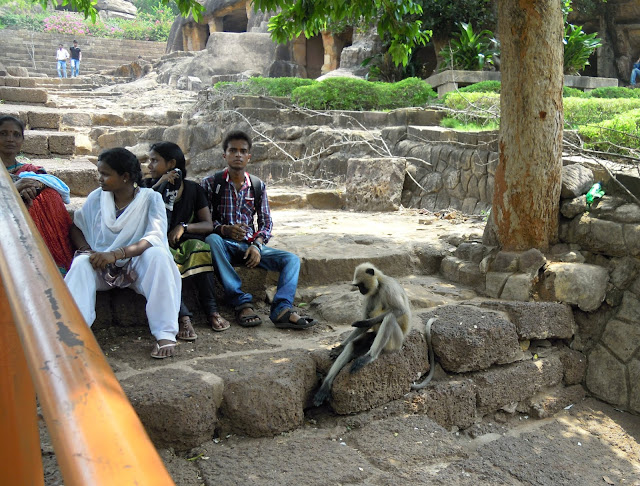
40 0 203 23
418 0 496 39
252 0 431 67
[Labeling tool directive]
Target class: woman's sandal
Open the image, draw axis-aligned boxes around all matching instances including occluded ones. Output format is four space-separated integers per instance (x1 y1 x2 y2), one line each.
177 316 198 341
272 309 317 330
209 312 230 332
151 341 177 359
235 303 262 328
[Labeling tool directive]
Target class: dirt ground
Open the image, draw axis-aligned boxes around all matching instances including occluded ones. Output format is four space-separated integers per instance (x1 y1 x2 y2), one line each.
41 397 639 485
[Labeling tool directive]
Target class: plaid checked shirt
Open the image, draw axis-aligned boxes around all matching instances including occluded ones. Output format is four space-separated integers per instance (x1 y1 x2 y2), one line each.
201 169 273 244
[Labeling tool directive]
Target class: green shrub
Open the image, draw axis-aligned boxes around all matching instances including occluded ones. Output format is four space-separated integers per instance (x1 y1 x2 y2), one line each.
439 22 499 71
587 86 640 99
441 116 498 131
458 80 501 93
292 77 381 110
245 77 316 97
563 86 587 98
442 91 499 125
579 108 640 155
564 97 640 127
0 11 45 30
378 77 437 108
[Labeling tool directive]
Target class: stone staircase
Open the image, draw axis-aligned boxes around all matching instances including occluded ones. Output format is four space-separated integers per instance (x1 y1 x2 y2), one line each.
0 29 166 77
2 74 592 457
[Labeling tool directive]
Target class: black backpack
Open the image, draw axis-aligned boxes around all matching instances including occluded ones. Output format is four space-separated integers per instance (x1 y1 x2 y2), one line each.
209 170 263 220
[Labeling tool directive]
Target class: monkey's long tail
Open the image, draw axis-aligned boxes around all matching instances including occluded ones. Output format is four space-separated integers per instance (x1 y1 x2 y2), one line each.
411 317 436 390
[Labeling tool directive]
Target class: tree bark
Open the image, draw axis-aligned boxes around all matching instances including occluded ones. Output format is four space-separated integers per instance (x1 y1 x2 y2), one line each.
491 0 564 251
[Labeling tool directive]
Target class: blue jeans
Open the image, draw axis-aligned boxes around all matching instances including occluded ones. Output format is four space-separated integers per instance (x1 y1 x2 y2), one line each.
71 59 80 77
205 234 300 322
631 68 640 85
57 60 67 78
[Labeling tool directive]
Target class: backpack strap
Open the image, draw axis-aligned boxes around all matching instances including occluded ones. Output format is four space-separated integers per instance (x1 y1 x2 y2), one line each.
210 171 263 220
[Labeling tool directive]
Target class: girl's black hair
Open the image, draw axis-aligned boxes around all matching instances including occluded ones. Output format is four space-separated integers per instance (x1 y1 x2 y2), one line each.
149 141 187 178
98 147 142 184
0 115 25 136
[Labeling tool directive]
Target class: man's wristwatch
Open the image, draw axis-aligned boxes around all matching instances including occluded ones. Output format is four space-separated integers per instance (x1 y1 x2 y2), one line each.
181 222 188 232
251 241 263 252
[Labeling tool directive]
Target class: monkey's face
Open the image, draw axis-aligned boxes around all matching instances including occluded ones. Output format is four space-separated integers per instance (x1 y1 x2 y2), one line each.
354 282 368 295
352 265 378 296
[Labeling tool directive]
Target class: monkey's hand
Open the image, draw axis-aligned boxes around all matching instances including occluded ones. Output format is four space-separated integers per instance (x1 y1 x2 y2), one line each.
350 355 372 373
351 319 374 329
329 344 344 360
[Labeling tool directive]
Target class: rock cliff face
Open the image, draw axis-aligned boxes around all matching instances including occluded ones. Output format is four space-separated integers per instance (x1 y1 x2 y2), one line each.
570 0 640 83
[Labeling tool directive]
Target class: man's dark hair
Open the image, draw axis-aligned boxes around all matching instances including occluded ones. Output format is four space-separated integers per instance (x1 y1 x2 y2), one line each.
98 147 142 184
73 40 77 43
222 130 252 152
0 115 25 136
150 141 187 178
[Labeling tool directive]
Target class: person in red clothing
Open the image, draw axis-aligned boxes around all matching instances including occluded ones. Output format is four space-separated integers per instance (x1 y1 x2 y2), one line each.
0 115 73 274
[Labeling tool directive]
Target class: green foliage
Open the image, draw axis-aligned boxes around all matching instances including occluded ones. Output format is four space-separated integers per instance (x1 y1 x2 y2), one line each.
564 97 640 127
0 11 45 30
1 7 173 41
587 86 640 99
289 77 436 111
252 0 431 67
563 86 587 98
439 22 499 71
244 77 316 96
563 23 602 75
458 80 501 94
378 77 437 107
579 108 640 156
291 77 382 111
441 116 498 131
418 0 496 39
442 91 499 125
31 0 202 23
562 0 602 75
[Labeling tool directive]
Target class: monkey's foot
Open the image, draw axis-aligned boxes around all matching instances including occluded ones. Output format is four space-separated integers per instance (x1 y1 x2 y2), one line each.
313 386 331 407
350 355 372 373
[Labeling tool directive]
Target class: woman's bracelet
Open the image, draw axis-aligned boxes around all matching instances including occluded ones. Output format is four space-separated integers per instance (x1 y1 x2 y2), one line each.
78 244 91 252
113 247 126 260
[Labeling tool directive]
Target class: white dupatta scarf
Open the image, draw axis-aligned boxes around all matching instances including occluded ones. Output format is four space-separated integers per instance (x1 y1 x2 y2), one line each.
74 187 170 254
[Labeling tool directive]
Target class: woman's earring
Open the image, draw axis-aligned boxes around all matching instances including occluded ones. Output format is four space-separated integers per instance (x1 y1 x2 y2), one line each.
124 179 127 183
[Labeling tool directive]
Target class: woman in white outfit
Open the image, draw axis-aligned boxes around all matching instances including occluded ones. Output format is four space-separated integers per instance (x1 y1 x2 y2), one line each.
65 147 181 359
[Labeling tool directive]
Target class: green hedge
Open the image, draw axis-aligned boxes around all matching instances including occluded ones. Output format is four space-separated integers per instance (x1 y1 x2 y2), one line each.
579 108 640 155
564 97 640 127
587 86 640 99
458 80 501 94
291 77 436 111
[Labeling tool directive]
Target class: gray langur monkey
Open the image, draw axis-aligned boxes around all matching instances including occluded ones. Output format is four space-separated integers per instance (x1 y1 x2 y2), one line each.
313 262 412 407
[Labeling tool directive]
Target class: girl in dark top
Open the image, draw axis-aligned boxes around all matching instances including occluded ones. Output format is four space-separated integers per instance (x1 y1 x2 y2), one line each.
143 142 230 338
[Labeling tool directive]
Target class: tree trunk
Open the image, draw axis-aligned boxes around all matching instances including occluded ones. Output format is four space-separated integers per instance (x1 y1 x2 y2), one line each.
490 0 564 252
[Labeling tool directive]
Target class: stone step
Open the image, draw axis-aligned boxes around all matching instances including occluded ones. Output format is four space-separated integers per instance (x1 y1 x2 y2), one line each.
31 157 98 197
0 29 166 77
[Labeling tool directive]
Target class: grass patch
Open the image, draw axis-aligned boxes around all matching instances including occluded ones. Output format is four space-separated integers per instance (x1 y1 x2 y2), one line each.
441 117 498 131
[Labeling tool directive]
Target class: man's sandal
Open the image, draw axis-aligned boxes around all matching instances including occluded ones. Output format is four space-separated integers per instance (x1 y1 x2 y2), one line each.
272 309 317 330
151 342 177 359
235 303 262 327
209 312 231 332
177 316 198 341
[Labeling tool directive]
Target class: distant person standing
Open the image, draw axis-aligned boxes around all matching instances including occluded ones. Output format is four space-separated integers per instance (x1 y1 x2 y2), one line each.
56 43 69 78
631 56 640 87
69 40 82 77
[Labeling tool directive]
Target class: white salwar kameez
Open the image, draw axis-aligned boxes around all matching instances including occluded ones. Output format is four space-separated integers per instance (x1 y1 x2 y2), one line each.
64 188 181 341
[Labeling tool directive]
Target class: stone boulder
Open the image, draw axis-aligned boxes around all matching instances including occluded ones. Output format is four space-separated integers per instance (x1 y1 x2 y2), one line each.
408 379 477 430
561 164 594 199
424 305 522 373
313 330 429 414
540 262 609 312
195 350 316 437
120 368 223 450
97 0 137 20
345 157 406 211
586 344 628 407
471 355 564 415
475 301 575 340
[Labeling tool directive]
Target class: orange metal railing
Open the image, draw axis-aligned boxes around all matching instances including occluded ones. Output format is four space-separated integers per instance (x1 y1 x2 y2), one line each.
0 168 175 485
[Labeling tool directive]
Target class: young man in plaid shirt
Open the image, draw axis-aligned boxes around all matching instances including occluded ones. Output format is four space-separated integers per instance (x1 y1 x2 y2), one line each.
202 130 317 330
